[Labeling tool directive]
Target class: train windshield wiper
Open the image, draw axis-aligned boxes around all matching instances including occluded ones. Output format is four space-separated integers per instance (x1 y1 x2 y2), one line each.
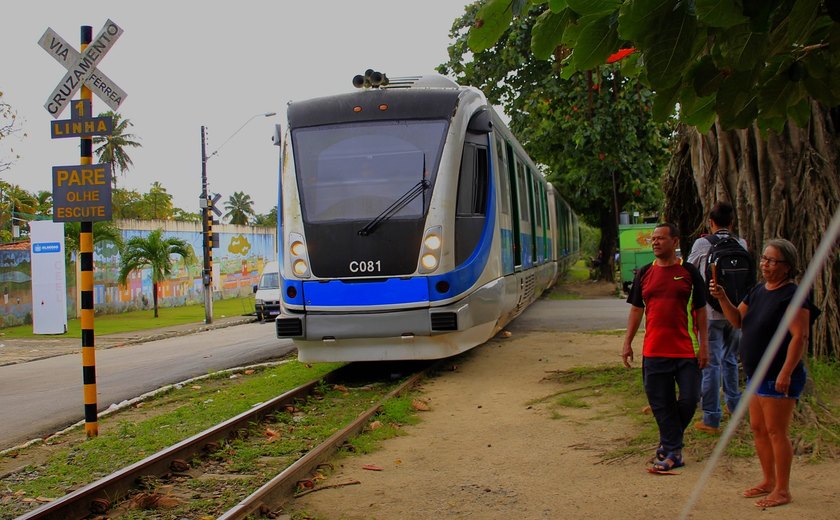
357 179 430 236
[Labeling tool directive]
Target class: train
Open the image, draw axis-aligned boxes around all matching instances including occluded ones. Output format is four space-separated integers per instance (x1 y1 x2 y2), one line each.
273 72 580 362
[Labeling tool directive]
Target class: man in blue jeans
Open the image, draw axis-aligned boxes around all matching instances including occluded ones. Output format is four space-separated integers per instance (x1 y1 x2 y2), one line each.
688 202 746 433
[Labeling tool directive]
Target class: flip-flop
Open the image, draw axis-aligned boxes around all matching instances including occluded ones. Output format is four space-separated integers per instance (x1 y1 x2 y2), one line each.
742 486 770 498
755 497 791 508
647 467 679 475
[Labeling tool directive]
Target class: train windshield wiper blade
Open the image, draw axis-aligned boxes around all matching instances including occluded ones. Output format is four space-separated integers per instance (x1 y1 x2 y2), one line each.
357 179 430 236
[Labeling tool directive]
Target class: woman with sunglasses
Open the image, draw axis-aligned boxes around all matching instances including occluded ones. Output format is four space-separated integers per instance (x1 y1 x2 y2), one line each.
710 238 818 508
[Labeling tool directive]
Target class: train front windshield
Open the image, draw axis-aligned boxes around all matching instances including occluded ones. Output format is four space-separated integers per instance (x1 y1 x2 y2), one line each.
292 120 447 224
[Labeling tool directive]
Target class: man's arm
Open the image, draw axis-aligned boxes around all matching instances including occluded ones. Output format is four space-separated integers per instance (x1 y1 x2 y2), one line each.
623 305 644 368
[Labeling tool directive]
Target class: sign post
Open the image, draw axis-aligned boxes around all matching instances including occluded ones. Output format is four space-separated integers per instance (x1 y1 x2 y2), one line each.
40 21 126 439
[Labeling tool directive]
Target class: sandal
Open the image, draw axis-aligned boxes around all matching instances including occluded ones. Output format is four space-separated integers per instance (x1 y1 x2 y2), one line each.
650 452 684 473
655 445 666 461
742 486 770 498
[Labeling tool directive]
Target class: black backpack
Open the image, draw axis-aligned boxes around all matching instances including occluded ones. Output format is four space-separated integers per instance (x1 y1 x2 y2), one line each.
705 233 755 312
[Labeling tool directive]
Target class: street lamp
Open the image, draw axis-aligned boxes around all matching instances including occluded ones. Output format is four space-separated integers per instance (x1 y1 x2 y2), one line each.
200 111 276 324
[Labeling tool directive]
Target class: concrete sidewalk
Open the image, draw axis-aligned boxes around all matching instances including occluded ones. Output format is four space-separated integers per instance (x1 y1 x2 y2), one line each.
0 315 257 367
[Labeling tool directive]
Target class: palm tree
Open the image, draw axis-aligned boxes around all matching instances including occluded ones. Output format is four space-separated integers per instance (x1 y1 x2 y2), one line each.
224 191 256 225
64 221 124 263
117 229 193 317
93 111 141 189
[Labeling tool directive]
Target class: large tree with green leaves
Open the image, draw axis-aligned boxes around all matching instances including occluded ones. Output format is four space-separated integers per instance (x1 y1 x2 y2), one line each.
93 111 141 189
469 0 840 358
117 229 192 318
441 2 672 279
224 191 256 225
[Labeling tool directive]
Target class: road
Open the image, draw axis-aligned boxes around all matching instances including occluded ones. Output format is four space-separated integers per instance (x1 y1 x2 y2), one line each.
0 296 632 451
0 321 293 450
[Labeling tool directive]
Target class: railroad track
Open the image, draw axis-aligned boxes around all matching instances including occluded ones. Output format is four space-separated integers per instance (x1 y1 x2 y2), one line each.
17 361 432 519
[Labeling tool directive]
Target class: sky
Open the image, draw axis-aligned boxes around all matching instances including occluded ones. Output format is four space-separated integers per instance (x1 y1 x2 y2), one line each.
1 1 474 216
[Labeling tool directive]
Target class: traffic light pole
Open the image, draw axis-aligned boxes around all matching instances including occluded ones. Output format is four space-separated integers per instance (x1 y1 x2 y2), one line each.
200 125 213 324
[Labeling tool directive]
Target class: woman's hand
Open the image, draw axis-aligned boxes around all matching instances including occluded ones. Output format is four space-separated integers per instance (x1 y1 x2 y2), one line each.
775 372 792 396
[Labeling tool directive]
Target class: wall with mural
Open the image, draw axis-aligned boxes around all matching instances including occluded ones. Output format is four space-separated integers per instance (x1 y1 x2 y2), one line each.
0 219 276 328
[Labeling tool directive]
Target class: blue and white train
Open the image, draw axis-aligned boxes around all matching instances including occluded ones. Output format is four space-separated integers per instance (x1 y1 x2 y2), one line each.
273 73 579 362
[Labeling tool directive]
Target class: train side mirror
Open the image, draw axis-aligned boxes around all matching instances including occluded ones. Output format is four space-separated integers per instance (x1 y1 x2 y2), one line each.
272 123 282 146
467 109 493 133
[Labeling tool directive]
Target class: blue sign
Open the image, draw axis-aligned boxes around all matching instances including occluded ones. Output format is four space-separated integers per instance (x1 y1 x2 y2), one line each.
33 242 62 254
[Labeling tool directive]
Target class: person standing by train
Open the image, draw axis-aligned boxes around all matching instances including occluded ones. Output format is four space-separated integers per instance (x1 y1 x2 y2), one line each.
687 201 748 433
710 238 817 508
622 222 709 472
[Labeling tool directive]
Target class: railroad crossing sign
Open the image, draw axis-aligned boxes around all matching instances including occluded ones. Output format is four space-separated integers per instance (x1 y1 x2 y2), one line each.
50 99 113 139
38 19 127 118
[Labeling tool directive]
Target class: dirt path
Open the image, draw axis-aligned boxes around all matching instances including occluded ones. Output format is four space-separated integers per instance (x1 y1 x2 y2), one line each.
290 303 840 519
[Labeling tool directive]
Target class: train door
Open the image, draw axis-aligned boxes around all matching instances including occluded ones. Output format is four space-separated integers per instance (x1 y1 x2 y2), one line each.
495 138 515 275
526 167 538 265
515 157 532 269
505 143 522 270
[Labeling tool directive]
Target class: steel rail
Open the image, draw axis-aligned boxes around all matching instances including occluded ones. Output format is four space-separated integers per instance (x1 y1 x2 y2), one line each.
218 365 431 519
17 365 355 520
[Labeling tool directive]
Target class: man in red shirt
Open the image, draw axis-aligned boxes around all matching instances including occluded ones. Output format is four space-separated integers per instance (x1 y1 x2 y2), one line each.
622 222 709 472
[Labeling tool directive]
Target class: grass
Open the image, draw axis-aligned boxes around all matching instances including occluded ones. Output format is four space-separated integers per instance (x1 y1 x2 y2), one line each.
566 259 590 282
534 363 840 463
0 361 342 518
0 296 255 339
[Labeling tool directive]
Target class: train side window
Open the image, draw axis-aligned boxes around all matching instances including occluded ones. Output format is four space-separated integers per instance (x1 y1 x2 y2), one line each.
455 137 489 265
456 142 488 216
495 138 511 216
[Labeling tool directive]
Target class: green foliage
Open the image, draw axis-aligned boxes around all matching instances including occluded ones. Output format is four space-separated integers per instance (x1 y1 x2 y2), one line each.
471 0 840 132
117 229 193 317
442 4 669 233
93 111 141 188
224 191 257 225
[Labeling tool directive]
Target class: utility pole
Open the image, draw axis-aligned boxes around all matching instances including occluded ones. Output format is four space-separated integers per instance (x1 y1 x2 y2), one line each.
200 126 213 324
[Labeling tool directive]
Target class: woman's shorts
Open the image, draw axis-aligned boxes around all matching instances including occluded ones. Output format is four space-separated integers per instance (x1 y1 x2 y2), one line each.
748 369 806 399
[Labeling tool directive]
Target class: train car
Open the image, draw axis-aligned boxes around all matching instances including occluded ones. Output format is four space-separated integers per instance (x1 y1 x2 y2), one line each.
274 72 580 362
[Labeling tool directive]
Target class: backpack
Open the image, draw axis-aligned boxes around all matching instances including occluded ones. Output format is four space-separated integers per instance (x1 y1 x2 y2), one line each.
704 232 755 312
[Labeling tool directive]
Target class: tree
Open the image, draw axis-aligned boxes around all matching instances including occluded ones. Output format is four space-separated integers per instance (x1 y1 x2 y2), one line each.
469 0 840 359
441 2 672 280
117 229 192 318
0 181 37 241
139 181 174 220
0 91 25 174
63 221 124 264
224 191 256 225
253 207 278 227
93 111 141 189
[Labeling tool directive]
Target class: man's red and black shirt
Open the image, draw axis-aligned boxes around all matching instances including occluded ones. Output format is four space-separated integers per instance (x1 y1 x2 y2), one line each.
626 260 707 358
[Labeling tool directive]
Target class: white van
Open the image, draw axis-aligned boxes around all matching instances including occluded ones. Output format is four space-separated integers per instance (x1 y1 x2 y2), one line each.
253 261 280 321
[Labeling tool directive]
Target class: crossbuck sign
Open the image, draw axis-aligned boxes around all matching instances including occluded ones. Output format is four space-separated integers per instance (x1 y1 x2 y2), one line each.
38 19 127 118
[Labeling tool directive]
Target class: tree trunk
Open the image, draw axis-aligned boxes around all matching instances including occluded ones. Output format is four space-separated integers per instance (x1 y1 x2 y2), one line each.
152 282 159 318
663 104 840 360
598 208 618 282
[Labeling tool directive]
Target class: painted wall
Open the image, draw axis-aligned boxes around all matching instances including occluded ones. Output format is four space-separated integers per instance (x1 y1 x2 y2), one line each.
0 219 276 327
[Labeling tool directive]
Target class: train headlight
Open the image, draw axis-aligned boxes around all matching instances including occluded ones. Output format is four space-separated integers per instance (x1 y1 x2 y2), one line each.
418 226 443 274
290 241 305 256
421 254 438 270
288 233 311 279
424 234 441 250
293 259 309 276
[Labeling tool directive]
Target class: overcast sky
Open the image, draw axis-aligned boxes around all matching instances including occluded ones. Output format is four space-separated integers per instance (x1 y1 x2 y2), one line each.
1 1 473 216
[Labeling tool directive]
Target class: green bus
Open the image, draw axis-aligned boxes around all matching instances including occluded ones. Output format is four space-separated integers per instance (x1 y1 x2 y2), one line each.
618 223 656 293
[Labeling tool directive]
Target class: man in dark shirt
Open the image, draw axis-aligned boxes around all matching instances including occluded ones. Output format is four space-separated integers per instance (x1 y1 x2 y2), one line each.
622 222 709 472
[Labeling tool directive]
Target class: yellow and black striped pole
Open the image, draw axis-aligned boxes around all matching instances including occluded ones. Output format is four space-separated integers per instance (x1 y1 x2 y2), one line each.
80 25 98 438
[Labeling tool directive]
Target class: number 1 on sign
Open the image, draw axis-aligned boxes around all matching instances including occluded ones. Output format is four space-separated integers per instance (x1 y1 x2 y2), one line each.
72 100 91 119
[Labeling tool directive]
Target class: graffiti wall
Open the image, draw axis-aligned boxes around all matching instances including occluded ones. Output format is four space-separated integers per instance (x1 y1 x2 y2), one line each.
0 219 276 326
